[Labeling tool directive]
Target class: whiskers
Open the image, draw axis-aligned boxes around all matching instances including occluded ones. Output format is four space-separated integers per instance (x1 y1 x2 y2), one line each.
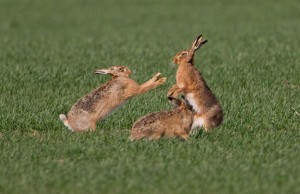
168 61 176 69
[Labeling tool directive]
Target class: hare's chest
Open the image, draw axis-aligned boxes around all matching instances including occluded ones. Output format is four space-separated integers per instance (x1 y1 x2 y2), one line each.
176 73 186 85
176 68 194 86
185 93 201 114
176 77 188 89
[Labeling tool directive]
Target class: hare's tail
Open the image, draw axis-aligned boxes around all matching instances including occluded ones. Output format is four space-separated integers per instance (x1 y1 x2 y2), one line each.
59 114 73 131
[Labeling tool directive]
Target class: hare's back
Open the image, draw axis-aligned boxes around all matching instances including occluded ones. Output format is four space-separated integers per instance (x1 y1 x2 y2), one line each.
71 79 126 113
132 110 179 129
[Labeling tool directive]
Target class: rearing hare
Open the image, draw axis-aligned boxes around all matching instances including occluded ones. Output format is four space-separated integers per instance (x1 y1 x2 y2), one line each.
60 66 166 132
130 96 194 141
168 35 223 133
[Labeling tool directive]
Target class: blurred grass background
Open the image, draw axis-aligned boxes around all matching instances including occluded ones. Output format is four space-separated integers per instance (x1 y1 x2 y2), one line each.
0 0 299 193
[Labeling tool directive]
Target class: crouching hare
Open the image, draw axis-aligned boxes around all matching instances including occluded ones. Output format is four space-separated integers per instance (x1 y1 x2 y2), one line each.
60 66 166 132
168 35 223 134
130 96 194 141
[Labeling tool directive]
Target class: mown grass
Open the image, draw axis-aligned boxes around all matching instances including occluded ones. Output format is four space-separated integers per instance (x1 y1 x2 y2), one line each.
0 0 299 193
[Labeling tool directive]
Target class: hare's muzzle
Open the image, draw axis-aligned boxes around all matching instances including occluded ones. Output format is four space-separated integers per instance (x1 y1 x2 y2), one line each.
173 56 179 64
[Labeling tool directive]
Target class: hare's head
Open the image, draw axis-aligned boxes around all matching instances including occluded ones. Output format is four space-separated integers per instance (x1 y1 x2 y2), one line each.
168 96 193 112
173 35 207 65
94 66 131 77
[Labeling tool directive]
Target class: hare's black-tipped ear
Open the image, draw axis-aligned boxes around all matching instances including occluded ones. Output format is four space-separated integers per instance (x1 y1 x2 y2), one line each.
192 35 208 51
181 96 193 111
94 69 110 75
168 97 182 107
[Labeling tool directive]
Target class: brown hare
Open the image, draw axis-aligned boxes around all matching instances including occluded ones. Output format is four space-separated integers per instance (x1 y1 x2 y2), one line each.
168 35 223 134
130 96 194 141
59 66 166 132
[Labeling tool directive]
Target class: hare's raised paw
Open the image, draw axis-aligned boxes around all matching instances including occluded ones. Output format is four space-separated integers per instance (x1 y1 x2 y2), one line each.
156 77 167 85
167 84 179 97
152 73 162 81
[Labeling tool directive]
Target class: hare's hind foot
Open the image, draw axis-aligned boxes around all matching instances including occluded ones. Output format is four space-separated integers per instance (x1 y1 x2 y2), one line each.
130 133 161 141
148 133 162 140
72 122 96 132
203 109 223 132
179 133 190 141
129 135 145 141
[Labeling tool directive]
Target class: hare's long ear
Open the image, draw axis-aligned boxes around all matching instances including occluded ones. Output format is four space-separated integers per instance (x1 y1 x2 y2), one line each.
187 35 207 62
168 97 182 107
94 68 113 75
190 35 208 51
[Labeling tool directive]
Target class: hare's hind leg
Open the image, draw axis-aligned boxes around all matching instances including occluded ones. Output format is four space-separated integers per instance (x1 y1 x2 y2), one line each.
175 129 190 140
66 115 94 132
129 133 145 141
179 133 190 141
203 118 222 132
89 122 97 131
203 121 214 132
76 120 96 132
148 133 162 140
129 129 147 141
203 108 223 132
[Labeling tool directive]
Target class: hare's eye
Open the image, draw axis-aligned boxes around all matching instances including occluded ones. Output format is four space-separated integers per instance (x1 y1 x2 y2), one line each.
181 52 187 56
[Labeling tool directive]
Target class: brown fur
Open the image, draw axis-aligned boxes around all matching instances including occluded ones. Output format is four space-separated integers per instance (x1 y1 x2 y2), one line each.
130 97 194 141
60 66 166 132
167 35 223 133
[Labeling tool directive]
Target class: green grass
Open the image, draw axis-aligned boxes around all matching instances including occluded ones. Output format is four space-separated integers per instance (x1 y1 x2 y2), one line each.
0 0 299 193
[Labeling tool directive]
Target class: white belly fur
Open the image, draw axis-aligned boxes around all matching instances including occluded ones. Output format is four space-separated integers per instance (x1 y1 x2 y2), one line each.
185 93 201 114
190 116 204 135
192 116 204 129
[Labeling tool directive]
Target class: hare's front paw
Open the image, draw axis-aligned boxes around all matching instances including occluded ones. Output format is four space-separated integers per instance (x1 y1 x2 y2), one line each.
152 73 162 81
152 73 166 85
167 84 179 97
156 77 166 85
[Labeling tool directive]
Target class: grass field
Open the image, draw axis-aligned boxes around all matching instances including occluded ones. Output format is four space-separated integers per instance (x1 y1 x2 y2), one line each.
0 0 299 193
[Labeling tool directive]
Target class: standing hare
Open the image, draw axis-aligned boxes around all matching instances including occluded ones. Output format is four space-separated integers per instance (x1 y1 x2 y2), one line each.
60 66 166 132
168 35 223 133
130 96 194 141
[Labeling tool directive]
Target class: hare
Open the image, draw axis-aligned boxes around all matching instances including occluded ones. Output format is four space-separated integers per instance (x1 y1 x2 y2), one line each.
59 66 166 132
168 35 223 134
130 96 194 141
